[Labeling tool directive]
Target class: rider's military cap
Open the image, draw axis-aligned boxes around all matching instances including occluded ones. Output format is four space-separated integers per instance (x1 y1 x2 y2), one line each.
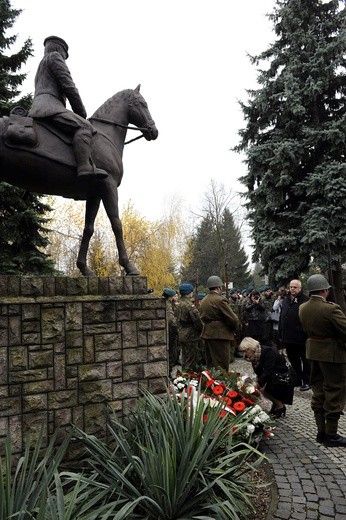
44 36 69 58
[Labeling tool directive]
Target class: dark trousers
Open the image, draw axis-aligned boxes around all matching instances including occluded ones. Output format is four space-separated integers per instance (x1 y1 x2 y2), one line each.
284 343 311 386
310 360 346 435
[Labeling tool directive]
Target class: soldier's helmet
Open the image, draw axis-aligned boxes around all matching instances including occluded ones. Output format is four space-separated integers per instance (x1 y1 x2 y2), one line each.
206 275 223 289
306 274 331 292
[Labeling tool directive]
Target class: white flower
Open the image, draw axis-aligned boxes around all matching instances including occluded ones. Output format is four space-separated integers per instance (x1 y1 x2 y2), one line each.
258 411 270 422
246 385 255 394
248 404 262 415
176 382 185 390
247 424 255 434
173 376 186 384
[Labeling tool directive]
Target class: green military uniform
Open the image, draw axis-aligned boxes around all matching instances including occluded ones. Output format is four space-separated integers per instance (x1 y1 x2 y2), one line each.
199 291 239 371
163 288 179 374
261 288 274 345
229 291 241 360
176 295 203 371
167 300 178 373
299 295 346 437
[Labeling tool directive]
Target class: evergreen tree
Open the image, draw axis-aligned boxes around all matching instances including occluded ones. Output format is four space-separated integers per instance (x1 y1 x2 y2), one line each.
181 209 252 290
235 0 346 306
0 0 57 274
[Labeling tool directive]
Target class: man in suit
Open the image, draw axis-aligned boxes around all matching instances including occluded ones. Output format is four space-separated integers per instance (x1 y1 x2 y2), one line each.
279 279 310 391
299 274 346 447
199 275 239 371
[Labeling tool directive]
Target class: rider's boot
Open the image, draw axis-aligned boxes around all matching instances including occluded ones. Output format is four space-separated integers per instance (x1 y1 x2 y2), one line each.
73 130 108 179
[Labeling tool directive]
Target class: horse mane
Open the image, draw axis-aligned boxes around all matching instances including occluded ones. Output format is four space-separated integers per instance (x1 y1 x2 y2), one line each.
91 89 134 119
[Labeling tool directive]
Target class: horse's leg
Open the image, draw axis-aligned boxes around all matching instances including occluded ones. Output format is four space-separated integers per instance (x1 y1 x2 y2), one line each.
76 196 101 276
100 183 139 276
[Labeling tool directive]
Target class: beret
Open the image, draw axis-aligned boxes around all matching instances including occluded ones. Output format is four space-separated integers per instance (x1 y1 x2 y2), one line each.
179 283 194 295
198 293 206 300
162 288 176 297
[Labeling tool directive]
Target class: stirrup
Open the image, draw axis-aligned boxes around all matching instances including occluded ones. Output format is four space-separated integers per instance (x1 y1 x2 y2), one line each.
77 165 108 179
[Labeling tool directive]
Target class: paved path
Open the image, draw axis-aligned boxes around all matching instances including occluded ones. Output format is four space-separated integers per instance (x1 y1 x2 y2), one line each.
232 359 346 520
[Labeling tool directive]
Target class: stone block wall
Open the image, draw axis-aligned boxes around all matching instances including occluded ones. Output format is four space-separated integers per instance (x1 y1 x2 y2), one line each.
0 276 168 455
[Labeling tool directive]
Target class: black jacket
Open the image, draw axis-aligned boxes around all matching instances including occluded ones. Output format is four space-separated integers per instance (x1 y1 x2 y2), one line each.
279 291 308 344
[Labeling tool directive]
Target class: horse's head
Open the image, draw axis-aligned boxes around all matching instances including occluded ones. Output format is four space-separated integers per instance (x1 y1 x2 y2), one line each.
128 85 158 141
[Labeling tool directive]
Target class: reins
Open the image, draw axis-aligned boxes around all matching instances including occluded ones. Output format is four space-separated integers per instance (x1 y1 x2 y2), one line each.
88 116 146 145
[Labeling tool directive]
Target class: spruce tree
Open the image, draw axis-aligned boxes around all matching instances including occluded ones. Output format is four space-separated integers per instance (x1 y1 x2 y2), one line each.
181 210 251 290
0 0 57 275
235 0 346 306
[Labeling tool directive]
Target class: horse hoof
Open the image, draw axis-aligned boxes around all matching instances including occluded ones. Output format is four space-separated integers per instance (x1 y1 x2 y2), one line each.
77 264 96 277
124 262 140 276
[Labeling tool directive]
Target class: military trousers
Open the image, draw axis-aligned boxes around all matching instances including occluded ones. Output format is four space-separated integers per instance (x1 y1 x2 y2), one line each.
181 340 201 371
310 360 346 435
205 338 232 372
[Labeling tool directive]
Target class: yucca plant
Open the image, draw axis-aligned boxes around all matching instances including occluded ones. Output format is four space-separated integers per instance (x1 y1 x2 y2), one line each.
0 428 125 520
0 428 71 519
73 385 267 519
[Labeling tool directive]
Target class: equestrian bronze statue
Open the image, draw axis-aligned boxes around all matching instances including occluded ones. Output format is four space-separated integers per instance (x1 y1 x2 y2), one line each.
0 36 158 276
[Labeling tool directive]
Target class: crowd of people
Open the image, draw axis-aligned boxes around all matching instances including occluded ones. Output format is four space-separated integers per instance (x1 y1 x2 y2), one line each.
162 273 346 448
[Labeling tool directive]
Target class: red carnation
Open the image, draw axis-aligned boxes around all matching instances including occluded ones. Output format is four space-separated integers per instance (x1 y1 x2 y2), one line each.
233 401 246 412
227 390 238 398
223 397 232 407
212 384 224 395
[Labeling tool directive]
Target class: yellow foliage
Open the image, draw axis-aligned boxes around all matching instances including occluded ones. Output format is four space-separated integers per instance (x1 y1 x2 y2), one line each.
45 197 188 288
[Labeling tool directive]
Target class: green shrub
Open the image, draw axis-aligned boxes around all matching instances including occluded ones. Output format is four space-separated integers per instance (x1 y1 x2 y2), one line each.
73 386 267 519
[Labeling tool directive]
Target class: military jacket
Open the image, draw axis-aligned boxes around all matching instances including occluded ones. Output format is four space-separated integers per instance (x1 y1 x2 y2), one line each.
199 291 239 340
298 295 346 363
29 51 86 119
229 297 240 318
176 296 203 342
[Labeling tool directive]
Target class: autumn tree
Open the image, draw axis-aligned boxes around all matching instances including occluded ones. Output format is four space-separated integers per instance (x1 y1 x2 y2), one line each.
0 0 56 274
46 198 185 289
121 201 183 292
235 0 346 308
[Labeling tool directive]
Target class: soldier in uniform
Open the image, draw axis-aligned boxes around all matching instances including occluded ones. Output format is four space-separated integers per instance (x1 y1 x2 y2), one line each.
176 283 203 371
199 276 239 372
261 285 274 345
299 274 346 447
229 288 242 359
162 288 179 376
29 36 107 179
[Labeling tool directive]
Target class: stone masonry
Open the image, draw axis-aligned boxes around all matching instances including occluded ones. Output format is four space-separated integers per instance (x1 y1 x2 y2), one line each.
0 276 168 455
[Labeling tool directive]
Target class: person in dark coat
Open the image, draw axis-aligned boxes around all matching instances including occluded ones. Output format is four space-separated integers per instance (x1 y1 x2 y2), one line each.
299 274 346 448
278 279 310 391
243 290 266 343
199 275 239 371
239 336 294 418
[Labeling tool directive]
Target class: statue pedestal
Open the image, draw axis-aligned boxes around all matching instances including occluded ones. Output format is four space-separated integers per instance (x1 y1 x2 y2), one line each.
0 276 168 456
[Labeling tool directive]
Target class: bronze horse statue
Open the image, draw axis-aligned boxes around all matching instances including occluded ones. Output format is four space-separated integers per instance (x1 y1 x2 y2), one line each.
0 85 158 276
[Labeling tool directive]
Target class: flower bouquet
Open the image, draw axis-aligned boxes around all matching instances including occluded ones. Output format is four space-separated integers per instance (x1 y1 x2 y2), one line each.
171 368 274 444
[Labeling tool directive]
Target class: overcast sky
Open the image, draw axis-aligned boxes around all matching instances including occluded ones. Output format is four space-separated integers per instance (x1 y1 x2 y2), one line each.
10 0 276 249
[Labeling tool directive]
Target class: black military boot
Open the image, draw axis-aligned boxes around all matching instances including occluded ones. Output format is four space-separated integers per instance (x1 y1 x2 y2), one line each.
323 434 346 447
